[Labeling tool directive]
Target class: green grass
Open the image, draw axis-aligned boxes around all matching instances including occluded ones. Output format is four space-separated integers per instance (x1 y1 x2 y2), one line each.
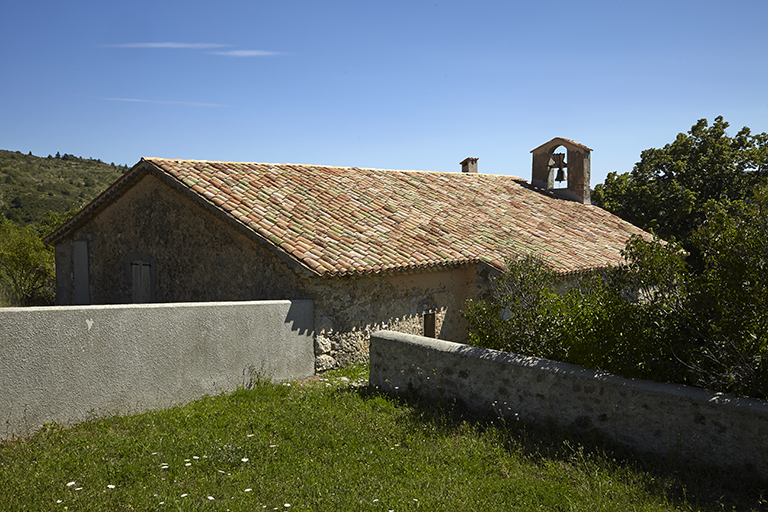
0 364 763 511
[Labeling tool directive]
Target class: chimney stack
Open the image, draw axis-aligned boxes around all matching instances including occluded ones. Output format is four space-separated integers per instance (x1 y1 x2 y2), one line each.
460 157 478 174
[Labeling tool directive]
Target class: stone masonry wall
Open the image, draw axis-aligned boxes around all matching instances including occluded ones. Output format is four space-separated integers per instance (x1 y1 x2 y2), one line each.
308 264 493 371
55 173 307 305
370 330 768 479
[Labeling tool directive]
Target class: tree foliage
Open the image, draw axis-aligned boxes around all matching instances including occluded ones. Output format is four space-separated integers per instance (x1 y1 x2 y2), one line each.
593 116 768 246
683 186 768 393
464 243 687 385
464 185 768 397
0 208 79 306
0 218 55 306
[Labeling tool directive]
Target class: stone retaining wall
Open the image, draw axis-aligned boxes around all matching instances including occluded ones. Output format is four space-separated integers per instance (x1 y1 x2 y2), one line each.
369 330 768 479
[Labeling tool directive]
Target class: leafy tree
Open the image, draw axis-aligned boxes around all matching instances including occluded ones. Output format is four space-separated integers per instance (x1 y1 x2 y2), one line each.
465 183 768 398
681 186 768 396
0 218 55 306
464 243 690 385
593 116 768 246
463 256 566 360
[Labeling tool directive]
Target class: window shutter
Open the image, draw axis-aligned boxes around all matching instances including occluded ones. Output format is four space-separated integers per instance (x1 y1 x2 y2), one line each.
131 261 151 303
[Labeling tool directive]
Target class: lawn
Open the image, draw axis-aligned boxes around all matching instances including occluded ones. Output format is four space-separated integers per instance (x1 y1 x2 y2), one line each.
0 363 762 511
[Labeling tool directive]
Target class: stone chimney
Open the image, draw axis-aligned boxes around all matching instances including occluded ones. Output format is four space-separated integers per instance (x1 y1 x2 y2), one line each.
530 138 592 204
460 157 478 173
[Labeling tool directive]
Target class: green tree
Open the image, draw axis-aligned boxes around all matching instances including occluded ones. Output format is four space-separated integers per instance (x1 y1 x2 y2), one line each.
0 218 56 306
463 255 565 359
681 186 768 396
464 193 768 398
593 116 768 246
36 207 80 238
464 242 690 385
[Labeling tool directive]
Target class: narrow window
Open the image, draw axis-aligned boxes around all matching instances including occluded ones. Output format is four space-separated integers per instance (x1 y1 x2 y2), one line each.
424 311 436 338
73 240 90 304
131 260 152 303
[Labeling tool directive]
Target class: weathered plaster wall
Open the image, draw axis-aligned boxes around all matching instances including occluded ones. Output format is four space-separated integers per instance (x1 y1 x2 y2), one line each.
0 300 314 440
370 330 768 479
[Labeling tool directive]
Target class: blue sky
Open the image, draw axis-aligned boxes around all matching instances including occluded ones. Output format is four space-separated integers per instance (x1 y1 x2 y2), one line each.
2 0 767 186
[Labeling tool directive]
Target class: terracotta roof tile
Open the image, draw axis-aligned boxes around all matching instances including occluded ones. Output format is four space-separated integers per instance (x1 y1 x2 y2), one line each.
138 157 654 276
47 157 655 277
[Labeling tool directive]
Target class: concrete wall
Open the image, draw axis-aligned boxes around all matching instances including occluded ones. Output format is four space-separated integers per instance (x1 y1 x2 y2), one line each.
0 300 314 440
370 330 768 478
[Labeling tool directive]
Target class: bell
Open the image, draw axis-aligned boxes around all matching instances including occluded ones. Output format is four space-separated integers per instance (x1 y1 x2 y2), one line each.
551 153 567 182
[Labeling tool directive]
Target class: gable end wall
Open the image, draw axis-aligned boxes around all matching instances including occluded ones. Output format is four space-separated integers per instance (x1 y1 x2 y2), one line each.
53 173 307 305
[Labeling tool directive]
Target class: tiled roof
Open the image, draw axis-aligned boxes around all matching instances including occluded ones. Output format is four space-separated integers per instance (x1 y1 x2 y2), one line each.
47 157 653 277
154 158 653 276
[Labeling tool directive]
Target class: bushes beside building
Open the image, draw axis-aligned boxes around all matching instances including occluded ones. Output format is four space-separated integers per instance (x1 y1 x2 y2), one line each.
464 186 768 398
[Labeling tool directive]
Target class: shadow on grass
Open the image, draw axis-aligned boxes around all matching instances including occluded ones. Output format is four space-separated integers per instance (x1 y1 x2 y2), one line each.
342 383 767 511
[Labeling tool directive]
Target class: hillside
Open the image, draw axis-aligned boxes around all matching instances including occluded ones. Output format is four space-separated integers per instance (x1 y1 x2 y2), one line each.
0 149 129 225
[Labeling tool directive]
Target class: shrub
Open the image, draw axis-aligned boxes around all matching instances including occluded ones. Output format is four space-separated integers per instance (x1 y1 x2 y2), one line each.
464 188 768 398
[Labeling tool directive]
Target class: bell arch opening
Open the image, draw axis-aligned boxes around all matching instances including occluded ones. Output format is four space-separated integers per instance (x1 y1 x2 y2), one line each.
530 137 592 204
548 145 568 189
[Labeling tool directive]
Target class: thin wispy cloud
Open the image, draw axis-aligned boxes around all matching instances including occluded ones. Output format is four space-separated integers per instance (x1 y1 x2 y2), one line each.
107 42 229 49
207 50 281 57
100 97 226 108
106 43 282 57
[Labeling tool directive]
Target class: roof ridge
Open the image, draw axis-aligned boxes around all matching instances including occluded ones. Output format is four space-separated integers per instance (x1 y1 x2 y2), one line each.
47 156 654 278
142 157 525 179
